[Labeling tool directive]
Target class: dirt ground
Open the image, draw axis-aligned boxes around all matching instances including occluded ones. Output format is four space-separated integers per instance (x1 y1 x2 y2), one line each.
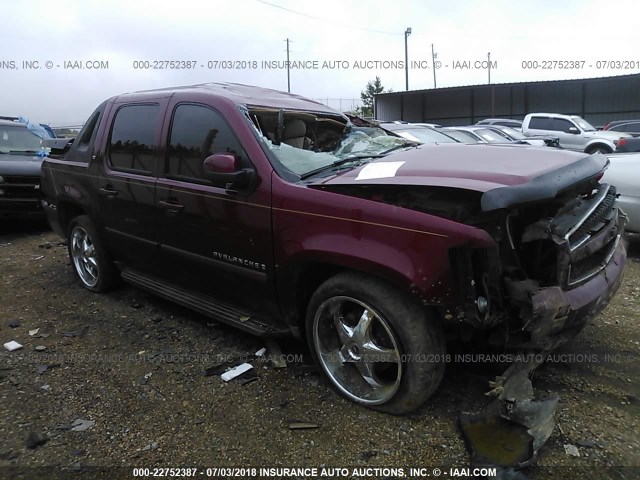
0 220 638 480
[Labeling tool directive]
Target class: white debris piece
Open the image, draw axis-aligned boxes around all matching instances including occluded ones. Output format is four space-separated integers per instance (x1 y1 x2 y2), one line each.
255 347 267 357
71 419 95 432
221 363 253 382
3 341 23 351
29 329 40 336
564 443 580 457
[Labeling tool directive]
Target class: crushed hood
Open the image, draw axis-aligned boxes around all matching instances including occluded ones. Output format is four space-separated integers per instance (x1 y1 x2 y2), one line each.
316 144 608 211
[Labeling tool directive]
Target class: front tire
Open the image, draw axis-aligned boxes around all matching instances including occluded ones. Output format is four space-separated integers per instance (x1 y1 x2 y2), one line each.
306 272 446 414
67 215 119 292
587 144 612 154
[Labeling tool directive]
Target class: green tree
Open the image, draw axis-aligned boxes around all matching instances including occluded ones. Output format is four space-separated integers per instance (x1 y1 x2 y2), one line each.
359 76 388 118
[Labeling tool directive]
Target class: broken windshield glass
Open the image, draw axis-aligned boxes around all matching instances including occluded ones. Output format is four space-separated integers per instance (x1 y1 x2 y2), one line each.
245 108 416 178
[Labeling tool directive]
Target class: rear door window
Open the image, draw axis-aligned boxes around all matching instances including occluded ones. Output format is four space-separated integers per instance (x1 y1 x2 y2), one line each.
528 117 551 130
109 104 160 175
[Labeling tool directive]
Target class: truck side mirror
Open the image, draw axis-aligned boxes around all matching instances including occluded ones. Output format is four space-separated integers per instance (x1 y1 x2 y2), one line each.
203 154 255 188
568 126 580 134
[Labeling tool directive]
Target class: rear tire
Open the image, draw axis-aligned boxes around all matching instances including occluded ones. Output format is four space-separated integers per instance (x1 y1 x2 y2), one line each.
306 272 446 414
67 215 119 292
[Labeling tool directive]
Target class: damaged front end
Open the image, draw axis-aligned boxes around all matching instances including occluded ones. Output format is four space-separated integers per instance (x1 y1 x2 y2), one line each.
452 165 626 351
453 157 626 469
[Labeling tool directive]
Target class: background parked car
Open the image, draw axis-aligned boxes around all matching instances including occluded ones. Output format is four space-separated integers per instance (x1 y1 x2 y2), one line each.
615 137 640 153
439 126 514 144
475 118 523 129
379 123 458 144
522 113 631 153
603 119 640 135
603 152 640 233
487 125 561 148
0 119 48 219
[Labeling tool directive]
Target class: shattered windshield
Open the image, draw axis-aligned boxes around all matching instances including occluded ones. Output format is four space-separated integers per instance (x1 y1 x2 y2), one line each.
247 109 415 178
0 125 46 155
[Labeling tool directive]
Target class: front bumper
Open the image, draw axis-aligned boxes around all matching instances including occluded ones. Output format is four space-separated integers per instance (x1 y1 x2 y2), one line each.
507 238 626 350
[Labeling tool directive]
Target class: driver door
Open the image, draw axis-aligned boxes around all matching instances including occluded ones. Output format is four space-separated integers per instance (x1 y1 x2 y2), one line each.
155 102 277 316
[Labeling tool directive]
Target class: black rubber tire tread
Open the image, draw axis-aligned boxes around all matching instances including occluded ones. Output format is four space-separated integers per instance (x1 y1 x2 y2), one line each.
306 271 446 415
67 215 119 293
587 144 612 154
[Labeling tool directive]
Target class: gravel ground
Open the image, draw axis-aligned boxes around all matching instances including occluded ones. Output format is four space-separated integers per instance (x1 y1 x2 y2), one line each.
0 221 638 480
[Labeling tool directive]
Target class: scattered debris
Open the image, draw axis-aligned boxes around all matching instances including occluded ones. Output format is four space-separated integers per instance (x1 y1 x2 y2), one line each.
204 359 245 377
576 439 598 448
3 341 23 351
40 384 50 391
33 255 44 261
36 365 48 375
266 340 287 368
8 320 21 328
255 347 267 357
238 371 259 386
61 331 79 337
360 450 378 461
460 356 558 468
70 419 95 432
221 363 253 382
29 328 40 336
34 345 47 352
564 443 580 457
140 441 159 451
25 431 48 449
38 242 53 249
288 422 319 430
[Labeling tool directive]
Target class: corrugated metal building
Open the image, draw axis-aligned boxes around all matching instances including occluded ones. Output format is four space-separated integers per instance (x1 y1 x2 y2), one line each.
374 73 640 127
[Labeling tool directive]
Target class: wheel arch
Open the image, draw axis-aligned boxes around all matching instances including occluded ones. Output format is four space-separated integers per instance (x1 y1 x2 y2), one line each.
279 252 440 340
584 140 614 153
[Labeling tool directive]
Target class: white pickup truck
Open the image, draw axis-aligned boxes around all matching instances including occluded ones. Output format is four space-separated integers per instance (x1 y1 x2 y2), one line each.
522 113 631 153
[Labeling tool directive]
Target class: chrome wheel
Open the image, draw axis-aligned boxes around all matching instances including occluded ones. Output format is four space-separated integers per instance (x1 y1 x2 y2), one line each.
313 296 402 405
70 226 99 288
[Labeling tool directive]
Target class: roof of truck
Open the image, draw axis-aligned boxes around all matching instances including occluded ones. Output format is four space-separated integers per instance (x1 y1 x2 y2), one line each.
120 82 338 114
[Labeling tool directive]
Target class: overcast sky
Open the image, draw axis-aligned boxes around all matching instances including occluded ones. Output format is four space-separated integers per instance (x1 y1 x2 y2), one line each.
2 0 639 126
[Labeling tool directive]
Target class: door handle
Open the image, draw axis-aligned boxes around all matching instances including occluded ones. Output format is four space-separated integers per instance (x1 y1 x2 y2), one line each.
159 200 184 212
99 186 118 197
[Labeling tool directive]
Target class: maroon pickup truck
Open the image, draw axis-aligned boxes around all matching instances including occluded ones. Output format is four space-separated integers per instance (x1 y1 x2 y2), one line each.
40 83 626 414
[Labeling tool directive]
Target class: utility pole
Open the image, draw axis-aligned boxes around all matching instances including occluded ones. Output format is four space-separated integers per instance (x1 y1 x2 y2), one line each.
286 38 291 93
431 43 437 88
404 27 412 91
488 51 491 84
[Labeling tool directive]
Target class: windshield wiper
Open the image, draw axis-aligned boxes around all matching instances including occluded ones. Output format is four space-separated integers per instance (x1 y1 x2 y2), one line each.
299 143 418 181
300 155 368 180
377 142 418 156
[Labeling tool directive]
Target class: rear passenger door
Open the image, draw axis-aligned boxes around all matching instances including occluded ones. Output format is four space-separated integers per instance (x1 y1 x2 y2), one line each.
97 100 168 271
155 102 277 316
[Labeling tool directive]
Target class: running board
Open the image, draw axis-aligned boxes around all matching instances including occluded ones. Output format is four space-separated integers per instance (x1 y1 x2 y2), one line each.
120 269 289 337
